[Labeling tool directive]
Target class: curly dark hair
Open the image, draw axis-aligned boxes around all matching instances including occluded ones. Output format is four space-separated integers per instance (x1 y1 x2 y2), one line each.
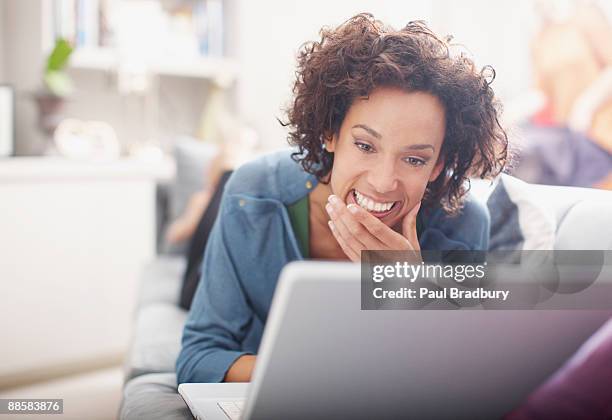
283 13 508 215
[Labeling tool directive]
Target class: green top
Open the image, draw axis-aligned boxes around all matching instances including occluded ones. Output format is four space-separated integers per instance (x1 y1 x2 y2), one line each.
287 195 310 258
287 194 426 259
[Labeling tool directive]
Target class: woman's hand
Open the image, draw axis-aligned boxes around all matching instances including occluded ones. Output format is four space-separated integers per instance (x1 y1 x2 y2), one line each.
325 195 421 262
224 355 256 382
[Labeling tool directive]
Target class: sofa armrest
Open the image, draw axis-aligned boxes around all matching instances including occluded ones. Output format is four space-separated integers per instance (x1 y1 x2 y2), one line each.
124 303 187 382
119 373 192 420
124 256 188 382
554 200 612 250
527 184 612 229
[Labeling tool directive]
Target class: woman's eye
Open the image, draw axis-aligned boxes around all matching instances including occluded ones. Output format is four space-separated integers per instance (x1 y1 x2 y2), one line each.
404 157 426 166
354 141 373 153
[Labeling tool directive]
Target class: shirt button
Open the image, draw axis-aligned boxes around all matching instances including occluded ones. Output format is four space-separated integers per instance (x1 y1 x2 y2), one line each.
305 181 313 190
239 199 246 207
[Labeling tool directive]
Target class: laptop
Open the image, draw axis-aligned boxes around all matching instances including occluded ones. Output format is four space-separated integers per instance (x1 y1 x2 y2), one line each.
179 261 611 420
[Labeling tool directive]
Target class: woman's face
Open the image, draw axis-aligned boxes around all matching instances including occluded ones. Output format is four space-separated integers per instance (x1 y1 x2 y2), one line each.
325 87 446 229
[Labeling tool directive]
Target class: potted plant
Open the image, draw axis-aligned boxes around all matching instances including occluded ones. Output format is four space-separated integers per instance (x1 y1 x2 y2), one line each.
34 38 74 138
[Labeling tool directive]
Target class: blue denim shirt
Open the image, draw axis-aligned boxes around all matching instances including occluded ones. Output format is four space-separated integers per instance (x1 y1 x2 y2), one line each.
176 149 490 383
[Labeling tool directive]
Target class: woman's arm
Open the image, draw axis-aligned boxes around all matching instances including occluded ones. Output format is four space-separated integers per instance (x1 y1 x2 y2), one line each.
224 355 257 382
176 180 256 384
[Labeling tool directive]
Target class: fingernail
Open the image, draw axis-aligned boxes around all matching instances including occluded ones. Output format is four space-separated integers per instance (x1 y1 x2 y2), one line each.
328 220 335 231
347 204 358 214
328 195 339 205
325 203 333 214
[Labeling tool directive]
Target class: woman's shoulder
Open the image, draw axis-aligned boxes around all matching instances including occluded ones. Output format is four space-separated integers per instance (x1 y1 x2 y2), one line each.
420 193 490 251
224 148 316 203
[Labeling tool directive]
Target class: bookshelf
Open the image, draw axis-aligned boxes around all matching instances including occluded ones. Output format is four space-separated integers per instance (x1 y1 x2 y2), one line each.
70 47 238 81
51 0 237 81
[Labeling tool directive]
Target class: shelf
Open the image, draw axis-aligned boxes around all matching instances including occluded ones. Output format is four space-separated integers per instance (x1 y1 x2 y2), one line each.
70 48 238 81
0 156 176 182
69 48 117 70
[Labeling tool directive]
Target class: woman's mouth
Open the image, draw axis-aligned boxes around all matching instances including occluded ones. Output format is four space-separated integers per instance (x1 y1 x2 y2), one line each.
347 189 400 219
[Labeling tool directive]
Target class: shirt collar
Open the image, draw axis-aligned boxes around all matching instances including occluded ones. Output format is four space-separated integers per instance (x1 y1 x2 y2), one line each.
275 150 321 205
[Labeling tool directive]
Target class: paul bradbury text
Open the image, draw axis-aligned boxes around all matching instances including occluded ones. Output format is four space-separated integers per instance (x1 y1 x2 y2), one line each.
372 287 510 301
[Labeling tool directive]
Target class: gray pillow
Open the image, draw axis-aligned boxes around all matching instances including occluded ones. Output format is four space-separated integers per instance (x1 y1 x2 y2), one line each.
161 137 219 255
486 174 556 253
487 179 524 251
171 137 219 221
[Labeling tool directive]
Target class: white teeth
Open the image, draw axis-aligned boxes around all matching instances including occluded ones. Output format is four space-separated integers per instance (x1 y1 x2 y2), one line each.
353 190 395 213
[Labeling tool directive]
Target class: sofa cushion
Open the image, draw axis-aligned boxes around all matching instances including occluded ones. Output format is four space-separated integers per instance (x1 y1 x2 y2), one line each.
124 303 188 381
137 256 185 309
119 373 191 420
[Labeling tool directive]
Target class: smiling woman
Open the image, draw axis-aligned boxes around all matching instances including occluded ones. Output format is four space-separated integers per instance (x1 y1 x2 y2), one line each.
176 13 508 385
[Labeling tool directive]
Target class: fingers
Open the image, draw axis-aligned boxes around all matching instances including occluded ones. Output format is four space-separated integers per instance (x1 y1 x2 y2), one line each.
328 221 360 261
325 194 420 257
326 196 384 250
346 202 413 250
401 201 421 250
401 200 421 233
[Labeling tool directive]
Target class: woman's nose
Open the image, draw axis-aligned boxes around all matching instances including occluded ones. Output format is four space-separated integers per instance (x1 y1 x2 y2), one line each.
366 164 399 194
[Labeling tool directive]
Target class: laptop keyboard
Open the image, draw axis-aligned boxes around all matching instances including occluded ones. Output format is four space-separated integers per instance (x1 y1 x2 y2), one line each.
218 400 245 420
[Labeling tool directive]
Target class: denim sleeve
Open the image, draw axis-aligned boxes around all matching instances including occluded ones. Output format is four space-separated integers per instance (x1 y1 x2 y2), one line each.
175 197 253 384
419 194 490 251
454 195 490 251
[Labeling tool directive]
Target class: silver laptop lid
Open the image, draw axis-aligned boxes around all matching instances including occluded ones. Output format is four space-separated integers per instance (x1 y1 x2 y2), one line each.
242 261 610 420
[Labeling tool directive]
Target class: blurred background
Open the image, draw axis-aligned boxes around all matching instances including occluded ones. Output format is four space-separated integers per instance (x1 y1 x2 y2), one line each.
0 0 611 419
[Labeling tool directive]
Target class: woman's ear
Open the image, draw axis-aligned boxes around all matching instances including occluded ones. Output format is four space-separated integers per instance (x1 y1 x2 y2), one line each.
323 132 337 153
428 157 444 182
